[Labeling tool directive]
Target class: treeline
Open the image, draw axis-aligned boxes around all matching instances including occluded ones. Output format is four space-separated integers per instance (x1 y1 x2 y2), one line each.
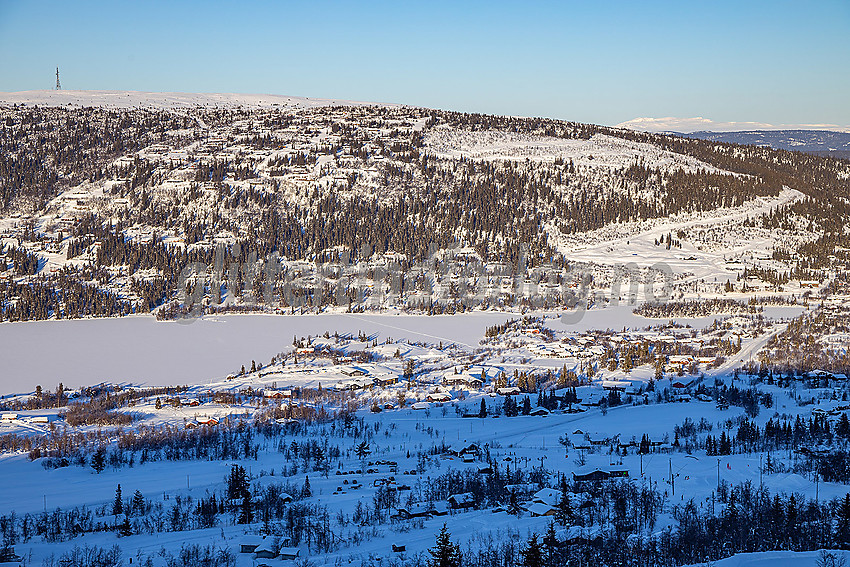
1 383 188 412
635 298 762 318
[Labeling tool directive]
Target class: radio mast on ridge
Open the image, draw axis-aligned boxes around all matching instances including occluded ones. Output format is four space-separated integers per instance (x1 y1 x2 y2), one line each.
55 67 61 90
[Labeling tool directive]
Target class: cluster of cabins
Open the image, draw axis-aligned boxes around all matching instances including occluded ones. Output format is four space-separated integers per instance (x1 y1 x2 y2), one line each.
239 536 301 564
1 413 51 425
257 365 399 396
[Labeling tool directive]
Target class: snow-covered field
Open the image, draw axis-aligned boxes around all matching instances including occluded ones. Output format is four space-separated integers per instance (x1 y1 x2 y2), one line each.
1 370 847 566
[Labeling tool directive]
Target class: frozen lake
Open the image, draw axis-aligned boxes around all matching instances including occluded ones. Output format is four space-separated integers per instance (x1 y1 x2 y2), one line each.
0 312 517 394
0 304 806 395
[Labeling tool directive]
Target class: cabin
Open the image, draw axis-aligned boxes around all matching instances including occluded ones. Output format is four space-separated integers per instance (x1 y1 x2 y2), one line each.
532 488 560 507
373 375 399 387
240 536 265 553
338 378 371 390
263 389 292 399
448 443 480 459
395 503 433 519
563 525 604 546
805 370 834 384
340 366 367 377
411 401 430 410
573 469 610 483
448 492 475 510
529 407 549 417
496 387 521 396
667 355 693 369
195 417 219 426
526 502 557 517
278 547 301 560
0 413 17 422
580 395 603 407
254 544 277 559
427 392 452 403
444 374 484 388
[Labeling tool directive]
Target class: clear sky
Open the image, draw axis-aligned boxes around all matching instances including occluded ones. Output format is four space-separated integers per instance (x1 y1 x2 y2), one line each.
0 0 848 127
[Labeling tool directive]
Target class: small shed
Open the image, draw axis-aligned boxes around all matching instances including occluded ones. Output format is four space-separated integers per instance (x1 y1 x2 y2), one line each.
278 547 301 560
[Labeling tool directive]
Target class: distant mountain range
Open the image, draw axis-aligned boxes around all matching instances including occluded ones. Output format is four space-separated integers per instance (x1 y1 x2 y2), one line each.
678 130 850 159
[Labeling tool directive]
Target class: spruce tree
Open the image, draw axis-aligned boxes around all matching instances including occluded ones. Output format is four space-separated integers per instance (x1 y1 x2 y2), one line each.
838 493 850 549
118 516 132 537
113 484 123 516
428 524 461 567
92 447 106 474
520 534 544 567
132 490 145 515
238 492 253 524
543 522 558 562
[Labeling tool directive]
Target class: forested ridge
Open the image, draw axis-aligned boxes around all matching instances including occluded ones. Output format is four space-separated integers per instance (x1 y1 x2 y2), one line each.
0 103 846 321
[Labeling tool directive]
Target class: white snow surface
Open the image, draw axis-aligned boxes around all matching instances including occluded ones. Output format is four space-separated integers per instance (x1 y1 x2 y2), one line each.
682 550 850 567
617 116 850 134
426 127 729 172
549 187 806 281
0 89 400 110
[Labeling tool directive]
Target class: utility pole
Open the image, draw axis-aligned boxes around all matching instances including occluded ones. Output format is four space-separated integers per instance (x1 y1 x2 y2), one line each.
669 457 674 496
815 468 819 501
55 67 61 90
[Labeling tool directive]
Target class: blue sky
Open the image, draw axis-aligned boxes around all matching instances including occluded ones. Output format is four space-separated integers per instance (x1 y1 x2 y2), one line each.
0 0 848 127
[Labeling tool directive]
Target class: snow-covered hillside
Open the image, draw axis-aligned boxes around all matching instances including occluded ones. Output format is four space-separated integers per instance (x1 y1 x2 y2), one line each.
0 89 399 110
426 127 731 173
